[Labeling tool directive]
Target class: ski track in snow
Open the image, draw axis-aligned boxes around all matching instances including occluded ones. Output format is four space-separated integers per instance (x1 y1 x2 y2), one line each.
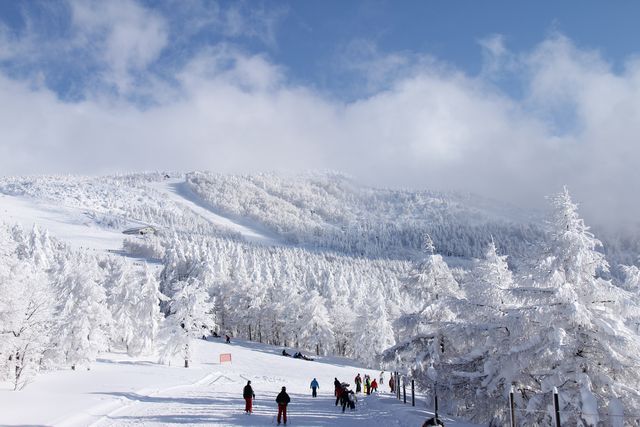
149 178 283 246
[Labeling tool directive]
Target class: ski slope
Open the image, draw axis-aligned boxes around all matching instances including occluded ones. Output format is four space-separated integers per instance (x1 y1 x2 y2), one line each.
0 193 127 251
0 338 477 426
150 178 283 246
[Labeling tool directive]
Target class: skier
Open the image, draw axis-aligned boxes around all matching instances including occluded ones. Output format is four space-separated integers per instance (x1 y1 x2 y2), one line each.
389 374 395 394
276 386 290 425
310 378 319 397
354 373 362 393
282 349 291 357
334 377 341 405
339 384 351 412
379 371 384 388
365 375 371 395
371 378 378 392
243 380 255 414
225 334 231 344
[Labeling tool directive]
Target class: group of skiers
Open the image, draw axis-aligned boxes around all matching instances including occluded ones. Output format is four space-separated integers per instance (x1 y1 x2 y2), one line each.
354 373 379 394
241 371 392 424
243 380 291 425
333 377 357 412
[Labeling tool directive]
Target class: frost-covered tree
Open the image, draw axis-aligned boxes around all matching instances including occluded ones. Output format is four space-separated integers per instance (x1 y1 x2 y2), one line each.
107 260 165 356
397 235 462 339
53 256 112 370
466 239 516 316
105 259 136 352
298 289 334 355
160 277 215 367
353 286 395 366
133 263 166 355
0 259 54 389
504 187 640 425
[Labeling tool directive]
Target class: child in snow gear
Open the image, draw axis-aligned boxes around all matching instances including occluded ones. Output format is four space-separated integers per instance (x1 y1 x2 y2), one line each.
310 378 319 397
365 375 371 395
276 386 290 425
243 380 255 413
379 371 384 387
347 390 357 410
334 378 341 404
225 334 231 344
371 378 378 392
282 349 291 357
354 373 362 393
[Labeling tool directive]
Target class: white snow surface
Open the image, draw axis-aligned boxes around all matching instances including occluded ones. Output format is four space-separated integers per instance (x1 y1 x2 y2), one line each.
0 338 476 427
149 178 283 246
0 193 126 251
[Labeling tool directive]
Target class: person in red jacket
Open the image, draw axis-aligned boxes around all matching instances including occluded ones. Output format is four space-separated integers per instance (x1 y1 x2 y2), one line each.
371 378 378 392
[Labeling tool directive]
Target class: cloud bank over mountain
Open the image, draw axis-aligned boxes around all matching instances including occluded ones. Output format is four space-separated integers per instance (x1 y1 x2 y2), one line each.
0 1 638 227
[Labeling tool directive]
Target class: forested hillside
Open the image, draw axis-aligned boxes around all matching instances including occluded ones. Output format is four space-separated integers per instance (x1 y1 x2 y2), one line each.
1 172 639 425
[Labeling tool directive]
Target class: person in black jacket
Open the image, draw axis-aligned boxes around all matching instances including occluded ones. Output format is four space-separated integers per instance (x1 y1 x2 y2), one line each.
276 386 290 425
334 378 341 405
243 380 255 414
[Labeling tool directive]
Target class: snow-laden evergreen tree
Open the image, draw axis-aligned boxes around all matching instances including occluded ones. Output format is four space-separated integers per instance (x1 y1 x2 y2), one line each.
397 234 462 339
620 262 640 291
53 255 112 370
160 277 215 367
297 289 334 355
134 263 166 355
466 239 516 315
107 260 165 356
504 187 640 425
353 286 395 367
0 258 55 389
105 259 136 353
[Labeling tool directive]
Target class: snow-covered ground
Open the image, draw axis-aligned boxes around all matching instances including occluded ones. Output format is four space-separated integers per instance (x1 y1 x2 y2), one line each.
0 338 476 427
149 178 283 246
0 193 127 251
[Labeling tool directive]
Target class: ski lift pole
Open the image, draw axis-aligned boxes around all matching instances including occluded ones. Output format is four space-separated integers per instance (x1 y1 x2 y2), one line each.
403 380 407 404
411 379 415 407
434 381 439 421
509 385 516 427
553 387 561 427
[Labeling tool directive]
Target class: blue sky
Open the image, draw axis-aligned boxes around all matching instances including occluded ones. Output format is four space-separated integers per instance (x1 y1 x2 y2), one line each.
0 1 639 226
1 1 639 100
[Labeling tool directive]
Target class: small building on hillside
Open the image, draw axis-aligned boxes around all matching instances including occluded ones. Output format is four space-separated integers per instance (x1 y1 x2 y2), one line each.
123 226 157 236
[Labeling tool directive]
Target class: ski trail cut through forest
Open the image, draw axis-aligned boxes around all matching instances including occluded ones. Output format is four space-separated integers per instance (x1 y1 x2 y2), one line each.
149 178 283 246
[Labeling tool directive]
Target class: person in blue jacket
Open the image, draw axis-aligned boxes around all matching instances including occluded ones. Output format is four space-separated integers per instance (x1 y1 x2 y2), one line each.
310 378 319 397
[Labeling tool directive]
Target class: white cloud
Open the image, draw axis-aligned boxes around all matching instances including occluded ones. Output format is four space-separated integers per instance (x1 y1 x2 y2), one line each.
69 0 168 93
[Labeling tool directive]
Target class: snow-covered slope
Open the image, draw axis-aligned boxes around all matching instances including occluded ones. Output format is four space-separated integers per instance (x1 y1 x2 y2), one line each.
0 338 476 427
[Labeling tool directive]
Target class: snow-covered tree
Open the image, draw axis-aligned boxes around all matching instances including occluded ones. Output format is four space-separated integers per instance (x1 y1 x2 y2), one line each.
353 286 395 367
298 289 334 355
0 259 54 389
133 263 166 355
160 277 215 367
53 256 112 370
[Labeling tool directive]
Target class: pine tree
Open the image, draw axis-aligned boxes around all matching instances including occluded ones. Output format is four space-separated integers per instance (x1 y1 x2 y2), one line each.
160 277 214 367
53 255 112 370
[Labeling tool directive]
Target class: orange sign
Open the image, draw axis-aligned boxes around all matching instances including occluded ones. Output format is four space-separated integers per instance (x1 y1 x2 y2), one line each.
220 353 232 364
